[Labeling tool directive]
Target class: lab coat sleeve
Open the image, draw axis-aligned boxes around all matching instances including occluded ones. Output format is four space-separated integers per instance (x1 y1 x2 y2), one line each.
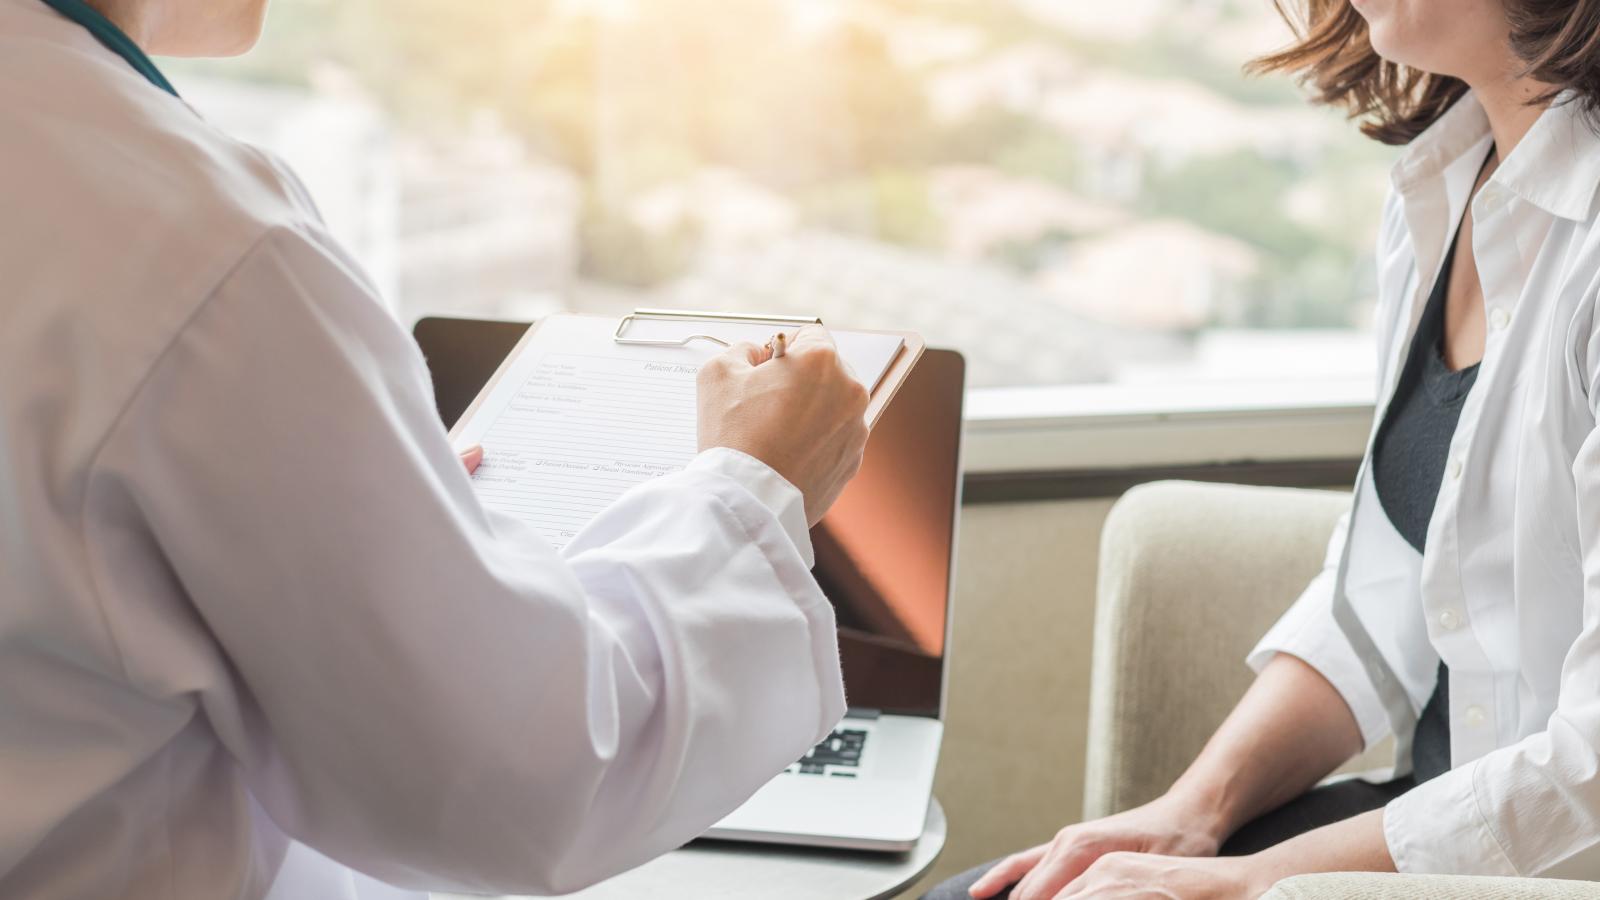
91 223 847 894
1380 316 1600 877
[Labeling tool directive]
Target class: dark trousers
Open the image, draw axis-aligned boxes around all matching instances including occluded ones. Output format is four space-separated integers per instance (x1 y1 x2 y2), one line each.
920 777 1416 900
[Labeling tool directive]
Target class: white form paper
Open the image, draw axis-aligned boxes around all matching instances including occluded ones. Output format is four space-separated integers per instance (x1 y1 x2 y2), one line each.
452 315 904 550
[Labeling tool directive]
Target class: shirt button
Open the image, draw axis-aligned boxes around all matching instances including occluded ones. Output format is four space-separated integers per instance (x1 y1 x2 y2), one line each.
1489 307 1511 331
1449 458 1464 481
1439 609 1461 630
1464 705 1487 728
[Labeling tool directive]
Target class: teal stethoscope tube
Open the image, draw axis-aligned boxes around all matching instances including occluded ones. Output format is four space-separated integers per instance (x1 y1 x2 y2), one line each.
39 0 180 97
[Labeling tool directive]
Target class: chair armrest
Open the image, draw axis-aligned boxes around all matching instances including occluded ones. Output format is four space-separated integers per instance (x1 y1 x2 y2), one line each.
1263 873 1599 899
1084 481 1351 819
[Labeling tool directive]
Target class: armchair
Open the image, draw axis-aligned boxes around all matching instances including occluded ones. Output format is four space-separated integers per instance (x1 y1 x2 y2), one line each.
1086 481 1596 899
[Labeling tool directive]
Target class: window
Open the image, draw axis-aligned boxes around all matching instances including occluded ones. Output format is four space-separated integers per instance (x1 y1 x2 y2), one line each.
169 0 1394 391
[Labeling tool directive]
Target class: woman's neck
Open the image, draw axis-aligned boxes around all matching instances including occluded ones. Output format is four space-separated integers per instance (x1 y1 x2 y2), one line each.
1465 69 1551 159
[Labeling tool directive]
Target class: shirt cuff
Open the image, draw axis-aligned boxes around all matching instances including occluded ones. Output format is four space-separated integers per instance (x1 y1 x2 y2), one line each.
1383 760 1518 876
687 448 814 568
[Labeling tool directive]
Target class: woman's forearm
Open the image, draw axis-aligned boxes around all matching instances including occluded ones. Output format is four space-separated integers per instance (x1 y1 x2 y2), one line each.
1249 808 1396 889
1165 653 1366 843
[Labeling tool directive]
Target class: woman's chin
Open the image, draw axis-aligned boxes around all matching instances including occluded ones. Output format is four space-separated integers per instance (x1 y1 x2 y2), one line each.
1364 22 1417 70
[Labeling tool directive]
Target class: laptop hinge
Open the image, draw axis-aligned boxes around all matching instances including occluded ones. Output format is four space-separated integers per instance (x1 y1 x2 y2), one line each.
843 707 882 721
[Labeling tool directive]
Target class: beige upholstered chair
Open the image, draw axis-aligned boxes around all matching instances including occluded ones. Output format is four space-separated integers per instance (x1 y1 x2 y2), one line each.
1087 481 1598 899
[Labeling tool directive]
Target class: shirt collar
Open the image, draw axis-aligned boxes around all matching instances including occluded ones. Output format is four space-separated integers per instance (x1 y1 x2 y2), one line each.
1393 89 1600 223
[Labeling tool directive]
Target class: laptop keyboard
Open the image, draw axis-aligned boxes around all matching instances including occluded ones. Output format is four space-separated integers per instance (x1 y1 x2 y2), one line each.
785 728 868 778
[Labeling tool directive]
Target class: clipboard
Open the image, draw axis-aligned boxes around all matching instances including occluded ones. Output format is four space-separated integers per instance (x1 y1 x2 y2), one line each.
450 309 925 441
447 310 924 550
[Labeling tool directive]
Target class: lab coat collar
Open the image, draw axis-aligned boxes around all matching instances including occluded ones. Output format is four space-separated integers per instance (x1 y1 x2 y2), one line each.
1393 89 1600 223
9 0 198 115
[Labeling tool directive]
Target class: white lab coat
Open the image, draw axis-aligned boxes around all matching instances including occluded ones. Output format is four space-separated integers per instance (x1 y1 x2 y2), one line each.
1250 91 1600 877
0 1 846 898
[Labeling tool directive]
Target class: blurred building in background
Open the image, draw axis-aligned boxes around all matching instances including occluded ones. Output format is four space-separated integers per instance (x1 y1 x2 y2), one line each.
172 0 1392 388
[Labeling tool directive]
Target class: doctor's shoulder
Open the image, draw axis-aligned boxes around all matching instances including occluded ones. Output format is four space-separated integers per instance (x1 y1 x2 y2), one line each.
0 32 402 472
15 18 382 302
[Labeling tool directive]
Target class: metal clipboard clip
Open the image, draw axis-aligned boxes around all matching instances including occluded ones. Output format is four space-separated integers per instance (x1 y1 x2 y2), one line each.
612 308 823 348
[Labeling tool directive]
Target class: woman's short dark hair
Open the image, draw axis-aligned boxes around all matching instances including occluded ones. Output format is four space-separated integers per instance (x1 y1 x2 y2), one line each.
1251 0 1600 145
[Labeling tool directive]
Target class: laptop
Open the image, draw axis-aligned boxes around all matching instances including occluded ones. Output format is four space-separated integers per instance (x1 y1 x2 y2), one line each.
414 317 965 853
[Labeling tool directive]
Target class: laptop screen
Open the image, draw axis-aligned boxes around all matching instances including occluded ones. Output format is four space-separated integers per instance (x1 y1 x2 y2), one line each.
414 318 962 720
811 349 963 718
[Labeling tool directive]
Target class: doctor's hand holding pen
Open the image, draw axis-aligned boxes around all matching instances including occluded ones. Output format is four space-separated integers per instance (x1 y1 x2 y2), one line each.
696 323 871 526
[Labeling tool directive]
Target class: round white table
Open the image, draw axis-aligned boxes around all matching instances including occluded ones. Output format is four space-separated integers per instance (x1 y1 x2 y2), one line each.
443 799 946 900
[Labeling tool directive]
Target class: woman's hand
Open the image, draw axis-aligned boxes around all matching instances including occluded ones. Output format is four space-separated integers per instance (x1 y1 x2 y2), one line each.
963 657 1371 900
1048 852 1268 900
973 794 1228 900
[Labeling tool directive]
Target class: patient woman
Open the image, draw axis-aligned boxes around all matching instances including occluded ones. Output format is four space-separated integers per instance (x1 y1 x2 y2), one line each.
927 0 1600 898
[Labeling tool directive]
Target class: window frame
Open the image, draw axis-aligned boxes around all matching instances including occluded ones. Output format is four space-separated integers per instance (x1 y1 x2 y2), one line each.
962 375 1376 479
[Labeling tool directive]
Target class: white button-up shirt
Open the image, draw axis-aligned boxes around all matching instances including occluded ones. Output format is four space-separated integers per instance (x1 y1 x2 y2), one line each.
0 1 845 897
1251 90 1600 878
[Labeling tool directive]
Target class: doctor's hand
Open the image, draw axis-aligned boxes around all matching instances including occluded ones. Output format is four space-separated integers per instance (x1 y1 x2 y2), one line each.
970 794 1226 900
697 324 870 526
459 445 484 475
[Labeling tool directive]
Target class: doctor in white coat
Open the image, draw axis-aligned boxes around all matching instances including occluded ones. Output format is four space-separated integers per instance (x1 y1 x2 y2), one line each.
0 0 874 897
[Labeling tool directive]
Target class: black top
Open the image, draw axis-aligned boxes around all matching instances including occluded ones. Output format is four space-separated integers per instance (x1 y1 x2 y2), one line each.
1370 221 1480 784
